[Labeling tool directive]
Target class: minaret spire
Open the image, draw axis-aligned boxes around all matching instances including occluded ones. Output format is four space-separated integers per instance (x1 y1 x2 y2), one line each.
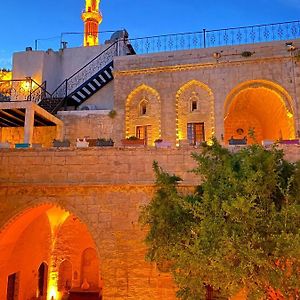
82 0 102 47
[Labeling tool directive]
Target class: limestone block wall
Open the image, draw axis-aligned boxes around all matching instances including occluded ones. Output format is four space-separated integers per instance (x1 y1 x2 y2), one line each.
1 126 57 147
57 111 121 145
113 40 300 144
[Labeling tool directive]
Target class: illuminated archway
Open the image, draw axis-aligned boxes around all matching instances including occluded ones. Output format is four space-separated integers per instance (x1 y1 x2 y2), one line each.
224 80 296 144
0 204 101 300
176 80 215 145
126 84 161 145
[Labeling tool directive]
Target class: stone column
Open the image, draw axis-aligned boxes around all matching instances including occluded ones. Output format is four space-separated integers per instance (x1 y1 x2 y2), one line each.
24 108 34 144
56 123 64 141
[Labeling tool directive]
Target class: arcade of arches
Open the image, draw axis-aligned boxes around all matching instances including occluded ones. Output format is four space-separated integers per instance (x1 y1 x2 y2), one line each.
124 80 296 147
0 204 101 300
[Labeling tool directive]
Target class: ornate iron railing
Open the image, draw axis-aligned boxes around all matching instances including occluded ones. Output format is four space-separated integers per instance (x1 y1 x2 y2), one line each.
51 40 119 99
0 79 50 103
128 20 300 54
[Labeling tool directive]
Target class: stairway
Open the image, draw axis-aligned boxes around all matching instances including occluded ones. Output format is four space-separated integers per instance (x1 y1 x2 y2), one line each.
67 61 114 106
37 41 119 114
38 97 64 114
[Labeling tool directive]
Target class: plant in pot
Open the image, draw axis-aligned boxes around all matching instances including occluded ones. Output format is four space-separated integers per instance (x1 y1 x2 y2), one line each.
154 138 171 148
96 138 114 147
53 139 70 147
121 136 145 146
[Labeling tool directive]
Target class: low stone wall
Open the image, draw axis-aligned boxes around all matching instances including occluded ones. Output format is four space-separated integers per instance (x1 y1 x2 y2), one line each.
0 147 200 185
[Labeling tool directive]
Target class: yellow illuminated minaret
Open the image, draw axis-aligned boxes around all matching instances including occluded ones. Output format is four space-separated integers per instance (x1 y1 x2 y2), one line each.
82 0 102 47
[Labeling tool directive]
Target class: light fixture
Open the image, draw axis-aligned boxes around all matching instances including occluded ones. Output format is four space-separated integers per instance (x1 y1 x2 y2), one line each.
213 52 222 60
285 42 296 52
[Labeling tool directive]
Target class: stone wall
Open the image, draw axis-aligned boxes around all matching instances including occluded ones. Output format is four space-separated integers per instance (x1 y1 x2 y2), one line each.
1 126 57 147
57 111 120 146
0 147 298 299
113 40 300 145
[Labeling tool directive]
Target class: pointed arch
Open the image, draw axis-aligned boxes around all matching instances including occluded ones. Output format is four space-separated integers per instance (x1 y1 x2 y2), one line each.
176 80 215 145
126 84 161 145
0 203 102 300
58 260 72 291
224 79 296 144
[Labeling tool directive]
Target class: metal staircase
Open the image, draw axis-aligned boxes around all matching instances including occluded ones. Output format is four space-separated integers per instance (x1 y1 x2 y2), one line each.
68 61 114 105
38 40 122 114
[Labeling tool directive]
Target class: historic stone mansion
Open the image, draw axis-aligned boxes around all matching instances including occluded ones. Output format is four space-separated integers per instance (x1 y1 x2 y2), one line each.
0 1 300 299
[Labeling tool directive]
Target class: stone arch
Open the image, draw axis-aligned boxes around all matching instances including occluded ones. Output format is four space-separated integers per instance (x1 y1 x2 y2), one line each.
0 202 101 300
176 80 215 145
224 80 296 144
126 84 161 145
0 201 99 255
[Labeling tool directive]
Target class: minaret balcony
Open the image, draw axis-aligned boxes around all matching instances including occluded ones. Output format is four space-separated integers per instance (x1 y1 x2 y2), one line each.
81 11 102 23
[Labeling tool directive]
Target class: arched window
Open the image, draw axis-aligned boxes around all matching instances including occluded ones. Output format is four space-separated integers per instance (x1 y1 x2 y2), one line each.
139 99 148 116
190 92 199 112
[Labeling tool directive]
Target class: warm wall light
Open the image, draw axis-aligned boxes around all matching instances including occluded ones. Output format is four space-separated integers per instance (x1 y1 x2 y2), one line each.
48 284 57 300
213 52 222 60
285 42 296 52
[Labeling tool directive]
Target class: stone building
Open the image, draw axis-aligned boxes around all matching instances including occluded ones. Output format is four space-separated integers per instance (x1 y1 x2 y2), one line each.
0 16 300 300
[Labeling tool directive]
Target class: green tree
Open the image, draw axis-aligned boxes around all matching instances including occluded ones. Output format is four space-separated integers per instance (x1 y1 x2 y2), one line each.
140 141 300 299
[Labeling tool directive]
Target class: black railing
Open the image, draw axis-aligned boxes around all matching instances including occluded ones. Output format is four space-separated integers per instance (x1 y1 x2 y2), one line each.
51 40 119 99
0 78 50 103
128 20 300 54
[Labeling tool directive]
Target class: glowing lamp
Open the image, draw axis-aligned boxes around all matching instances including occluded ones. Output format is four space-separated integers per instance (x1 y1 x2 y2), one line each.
48 287 57 300
207 139 214 146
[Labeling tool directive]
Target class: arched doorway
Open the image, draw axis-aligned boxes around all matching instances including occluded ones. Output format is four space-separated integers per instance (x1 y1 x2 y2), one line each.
38 262 48 298
0 204 102 300
224 80 296 144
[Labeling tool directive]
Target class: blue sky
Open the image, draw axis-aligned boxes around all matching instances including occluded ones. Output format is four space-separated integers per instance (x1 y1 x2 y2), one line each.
0 0 299 69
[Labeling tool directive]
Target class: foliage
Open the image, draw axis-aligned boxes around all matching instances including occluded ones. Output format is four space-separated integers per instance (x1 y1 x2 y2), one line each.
108 109 117 119
127 135 139 140
155 139 163 143
140 140 300 299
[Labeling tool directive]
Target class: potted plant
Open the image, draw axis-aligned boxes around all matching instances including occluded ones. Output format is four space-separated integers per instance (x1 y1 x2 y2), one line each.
121 136 145 146
15 143 31 149
96 138 114 147
76 138 89 148
53 139 70 148
108 110 117 119
154 139 171 148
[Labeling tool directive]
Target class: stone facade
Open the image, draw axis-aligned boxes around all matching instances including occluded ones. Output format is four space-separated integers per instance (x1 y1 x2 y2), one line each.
1 38 300 299
114 40 300 145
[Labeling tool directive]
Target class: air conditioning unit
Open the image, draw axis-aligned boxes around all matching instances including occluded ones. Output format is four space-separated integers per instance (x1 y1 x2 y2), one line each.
80 105 98 111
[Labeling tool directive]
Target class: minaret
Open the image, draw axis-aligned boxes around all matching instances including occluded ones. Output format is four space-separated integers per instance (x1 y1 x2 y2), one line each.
82 0 102 47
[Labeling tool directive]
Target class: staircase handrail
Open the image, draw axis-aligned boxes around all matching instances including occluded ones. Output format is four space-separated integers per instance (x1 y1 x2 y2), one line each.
51 40 119 99
28 80 52 103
